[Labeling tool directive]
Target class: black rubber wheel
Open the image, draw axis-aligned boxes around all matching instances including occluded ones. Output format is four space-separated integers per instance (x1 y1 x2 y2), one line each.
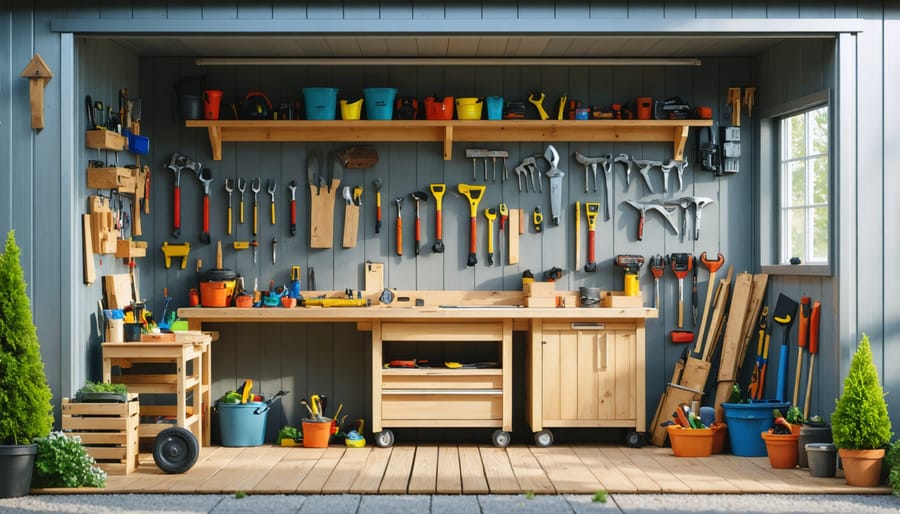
374 429 395 448
492 430 511 448
625 430 645 448
153 426 200 474
534 429 554 448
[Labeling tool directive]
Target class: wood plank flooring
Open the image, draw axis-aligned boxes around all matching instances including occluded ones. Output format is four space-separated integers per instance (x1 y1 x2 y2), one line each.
87 445 893 495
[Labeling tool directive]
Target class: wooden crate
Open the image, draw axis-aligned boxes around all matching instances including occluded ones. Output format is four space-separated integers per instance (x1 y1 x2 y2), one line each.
61 393 139 475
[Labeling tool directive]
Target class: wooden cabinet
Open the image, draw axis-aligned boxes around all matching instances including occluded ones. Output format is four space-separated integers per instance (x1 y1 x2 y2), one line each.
528 320 647 447
371 319 513 448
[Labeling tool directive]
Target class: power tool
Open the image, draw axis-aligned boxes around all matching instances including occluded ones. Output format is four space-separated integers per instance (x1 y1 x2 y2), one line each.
615 255 645 297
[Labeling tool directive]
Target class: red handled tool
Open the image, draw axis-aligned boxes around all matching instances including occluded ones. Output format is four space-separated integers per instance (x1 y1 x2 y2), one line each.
288 180 297 236
695 252 725 354
430 184 446 253
458 184 486 267
411 191 428 256
649 254 665 309
584 203 600 272
670 253 693 328
394 197 403 256
793 296 811 406
197 167 213 244
374 178 383 234
803 301 821 419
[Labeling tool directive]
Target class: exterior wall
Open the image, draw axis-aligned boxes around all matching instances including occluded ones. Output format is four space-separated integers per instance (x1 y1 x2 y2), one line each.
2 1 897 438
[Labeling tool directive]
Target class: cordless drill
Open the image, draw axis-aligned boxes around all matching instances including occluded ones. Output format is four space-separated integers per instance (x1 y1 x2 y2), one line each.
615 255 645 296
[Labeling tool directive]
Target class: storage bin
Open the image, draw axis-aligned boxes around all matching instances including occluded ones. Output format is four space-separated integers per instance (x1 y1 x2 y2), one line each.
667 426 713 457
303 88 339 120
806 443 837 477
302 419 332 448
424 96 454 120
363 88 397 120
798 424 832 468
218 402 268 446
722 401 789 457
340 98 363 120
485 96 504 120
456 97 484 120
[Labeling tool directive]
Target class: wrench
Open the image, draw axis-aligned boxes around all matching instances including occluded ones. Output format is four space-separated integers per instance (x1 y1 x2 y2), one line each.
251 177 261 236
237 177 246 224
268 179 277 225
196 167 213 244
614 153 634 190
633 159 662 194
600 154 613 221
521 156 540 193
543 145 565 225
224 178 234 235
664 197 692 243
528 91 550 120
287 180 297 236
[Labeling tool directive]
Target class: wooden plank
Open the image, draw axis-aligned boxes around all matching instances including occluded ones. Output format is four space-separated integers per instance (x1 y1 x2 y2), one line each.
458 445 489 493
379 445 415 493
530 445 602 494
296 447 345 493
407 445 438 494
199 446 288 492
348 447 392 493
435 445 462 494
479 446 519 493
619 447 689 492
82 214 95 284
257 448 326 492
575 446 638 492
716 272 754 380
642 447 739 493
508 208 519 264
321 447 370 493
507 447 554 494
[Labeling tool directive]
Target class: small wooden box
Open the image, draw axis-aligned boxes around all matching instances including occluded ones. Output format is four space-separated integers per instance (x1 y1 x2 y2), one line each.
85 129 127 151
601 291 645 308
115 240 148 259
141 332 176 343
526 296 557 308
524 281 557 298
61 394 139 475
87 167 136 192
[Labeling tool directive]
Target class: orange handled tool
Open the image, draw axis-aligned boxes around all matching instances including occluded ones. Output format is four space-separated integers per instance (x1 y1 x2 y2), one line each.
457 184 486 267
430 184 446 253
793 296 811 406
670 253 693 328
803 301 821 418
394 197 403 256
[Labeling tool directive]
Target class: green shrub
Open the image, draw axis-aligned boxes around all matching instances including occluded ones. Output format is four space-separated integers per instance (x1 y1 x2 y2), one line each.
32 431 106 488
888 440 900 496
77 381 128 395
831 333 893 450
0 230 54 445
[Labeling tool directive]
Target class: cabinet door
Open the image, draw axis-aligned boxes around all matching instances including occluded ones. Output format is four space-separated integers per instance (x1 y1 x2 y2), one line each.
542 329 635 424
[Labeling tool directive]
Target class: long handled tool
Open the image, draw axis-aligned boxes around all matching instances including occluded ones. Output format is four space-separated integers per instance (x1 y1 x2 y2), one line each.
196 168 213 244
747 306 769 400
484 208 497 265
583 202 600 272
411 191 428 256
394 197 404 256
430 184 446 253
251 177 261 236
224 178 234 235
772 293 798 403
803 301 821 418
373 178 383 234
694 252 725 354
498 203 508 265
237 177 246 224
670 253 693 328
457 184 486 266
793 296 811 407
288 180 297 236
649 255 665 309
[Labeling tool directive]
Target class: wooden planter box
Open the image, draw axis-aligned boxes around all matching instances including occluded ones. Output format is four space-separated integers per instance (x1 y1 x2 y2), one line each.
61 393 139 475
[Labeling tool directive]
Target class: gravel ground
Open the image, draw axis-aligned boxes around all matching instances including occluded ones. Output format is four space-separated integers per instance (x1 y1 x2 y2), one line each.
0 494 898 514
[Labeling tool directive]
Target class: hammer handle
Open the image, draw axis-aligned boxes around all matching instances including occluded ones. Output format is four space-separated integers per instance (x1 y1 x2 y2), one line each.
636 214 644 241
202 195 209 233
414 217 421 255
173 186 181 231
587 229 595 265
396 217 402 256
290 199 296 236
435 209 443 240
469 217 477 255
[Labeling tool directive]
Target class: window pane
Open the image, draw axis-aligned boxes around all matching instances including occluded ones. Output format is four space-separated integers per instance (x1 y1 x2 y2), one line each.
788 208 806 261
812 157 828 204
789 161 806 206
811 107 829 155
812 206 829 261
789 114 806 158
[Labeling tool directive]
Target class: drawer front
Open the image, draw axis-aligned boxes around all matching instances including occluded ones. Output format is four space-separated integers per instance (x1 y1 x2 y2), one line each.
382 374 502 390
382 393 501 421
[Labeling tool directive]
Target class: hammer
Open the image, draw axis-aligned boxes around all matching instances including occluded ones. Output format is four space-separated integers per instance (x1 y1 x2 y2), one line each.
394 197 404 256
195 167 213 244
410 191 428 256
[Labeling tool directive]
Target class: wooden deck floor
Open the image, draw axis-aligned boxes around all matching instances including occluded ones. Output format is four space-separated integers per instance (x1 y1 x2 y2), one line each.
93 445 892 495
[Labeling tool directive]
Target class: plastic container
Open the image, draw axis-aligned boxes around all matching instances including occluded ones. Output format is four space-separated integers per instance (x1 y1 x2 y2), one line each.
424 96 454 120
455 97 484 120
303 88 339 120
485 96 504 120
722 401 789 457
218 402 268 446
798 424 832 468
711 423 728 454
200 281 228 307
302 419 333 448
202 90 224 120
363 88 398 120
340 98 363 120
0 445 36 498
667 426 713 457
806 443 837 477
123 323 142 342
636 97 653 120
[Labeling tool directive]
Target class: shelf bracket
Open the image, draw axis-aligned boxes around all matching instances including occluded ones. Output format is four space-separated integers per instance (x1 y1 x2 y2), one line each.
207 125 223 161
443 125 453 161
672 125 690 161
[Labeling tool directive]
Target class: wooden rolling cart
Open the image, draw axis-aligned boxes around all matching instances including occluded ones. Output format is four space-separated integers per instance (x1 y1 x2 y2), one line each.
102 331 212 446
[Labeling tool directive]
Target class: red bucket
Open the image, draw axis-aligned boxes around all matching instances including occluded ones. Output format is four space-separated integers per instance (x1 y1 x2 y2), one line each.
203 90 224 120
424 96 454 120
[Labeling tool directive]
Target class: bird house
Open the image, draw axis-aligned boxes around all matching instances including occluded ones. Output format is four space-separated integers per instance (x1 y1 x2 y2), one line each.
20 53 53 129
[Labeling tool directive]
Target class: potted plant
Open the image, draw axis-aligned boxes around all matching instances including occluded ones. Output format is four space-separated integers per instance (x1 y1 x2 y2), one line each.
887 439 899 495
75 381 128 403
761 410 800 468
0 230 54 498
831 333 893 486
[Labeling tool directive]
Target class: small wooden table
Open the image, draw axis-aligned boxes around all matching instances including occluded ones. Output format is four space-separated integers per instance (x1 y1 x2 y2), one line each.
102 332 212 446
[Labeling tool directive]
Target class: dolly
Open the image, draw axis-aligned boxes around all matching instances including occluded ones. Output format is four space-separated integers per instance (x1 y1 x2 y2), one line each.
160 241 190 269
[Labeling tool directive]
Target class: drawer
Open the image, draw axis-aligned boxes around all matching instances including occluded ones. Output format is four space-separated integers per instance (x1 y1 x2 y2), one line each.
382 373 502 390
382 392 501 421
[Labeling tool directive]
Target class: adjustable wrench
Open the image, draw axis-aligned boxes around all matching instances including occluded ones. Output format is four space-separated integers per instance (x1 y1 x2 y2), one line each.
614 153 634 190
268 179 277 225
195 167 214 244
633 158 662 194
288 180 297 236
664 159 689 192
543 145 565 225
224 178 234 235
251 177 261 236
237 177 246 224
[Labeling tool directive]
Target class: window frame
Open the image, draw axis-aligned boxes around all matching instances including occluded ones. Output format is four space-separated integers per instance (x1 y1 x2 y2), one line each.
759 90 834 276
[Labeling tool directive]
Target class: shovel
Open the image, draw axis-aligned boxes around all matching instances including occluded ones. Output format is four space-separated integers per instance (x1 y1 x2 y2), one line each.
253 389 289 415
772 293 798 402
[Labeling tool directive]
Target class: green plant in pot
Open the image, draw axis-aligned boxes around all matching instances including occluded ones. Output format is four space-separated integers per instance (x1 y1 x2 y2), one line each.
75 381 128 403
0 230 54 498
831 333 893 486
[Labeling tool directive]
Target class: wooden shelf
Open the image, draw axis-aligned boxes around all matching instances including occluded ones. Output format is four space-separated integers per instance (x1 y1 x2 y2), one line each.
186 119 713 162
382 368 502 376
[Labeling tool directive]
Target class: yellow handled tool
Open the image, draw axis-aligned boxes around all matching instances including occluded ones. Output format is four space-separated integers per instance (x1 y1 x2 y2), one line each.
484 208 497 266
458 184 486 267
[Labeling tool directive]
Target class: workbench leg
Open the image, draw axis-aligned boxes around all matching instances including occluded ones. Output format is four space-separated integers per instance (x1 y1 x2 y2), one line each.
189 354 203 447
371 322 382 433
188 319 202 331
501 319 513 432
202 343 211 446
102 357 112 383
635 320 647 433
177 353 189 441
528 320 543 433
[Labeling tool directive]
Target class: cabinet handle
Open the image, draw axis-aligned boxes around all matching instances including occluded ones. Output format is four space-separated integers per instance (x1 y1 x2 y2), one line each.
596 333 608 370
571 322 605 330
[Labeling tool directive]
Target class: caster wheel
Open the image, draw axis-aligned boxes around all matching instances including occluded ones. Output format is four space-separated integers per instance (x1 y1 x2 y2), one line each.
534 429 554 448
153 427 199 474
625 430 645 448
374 430 395 448
492 430 511 448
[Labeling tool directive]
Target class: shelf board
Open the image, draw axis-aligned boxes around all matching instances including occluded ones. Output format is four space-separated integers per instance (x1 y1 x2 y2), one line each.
185 119 713 161
382 368 502 376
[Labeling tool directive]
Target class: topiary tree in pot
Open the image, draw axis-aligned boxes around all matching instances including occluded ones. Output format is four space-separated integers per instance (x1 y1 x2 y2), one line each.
0 230 54 498
831 333 893 486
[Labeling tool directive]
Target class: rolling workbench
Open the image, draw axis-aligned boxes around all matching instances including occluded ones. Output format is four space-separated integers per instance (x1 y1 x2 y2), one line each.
179 292 656 447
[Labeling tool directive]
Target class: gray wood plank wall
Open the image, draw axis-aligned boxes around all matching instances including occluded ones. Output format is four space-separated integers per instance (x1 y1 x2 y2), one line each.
2 0 897 441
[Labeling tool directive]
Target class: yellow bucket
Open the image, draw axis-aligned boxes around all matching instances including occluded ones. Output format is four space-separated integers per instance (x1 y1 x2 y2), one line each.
455 97 484 120
340 98 364 120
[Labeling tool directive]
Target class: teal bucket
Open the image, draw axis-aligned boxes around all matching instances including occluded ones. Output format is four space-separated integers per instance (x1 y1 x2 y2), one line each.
303 88 339 120
485 96 504 120
722 401 789 456
363 88 398 120
218 402 269 447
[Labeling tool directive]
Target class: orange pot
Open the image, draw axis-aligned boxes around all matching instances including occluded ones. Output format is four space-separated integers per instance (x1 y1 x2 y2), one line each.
761 430 799 468
838 448 885 487
711 423 728 454
667 426 713 457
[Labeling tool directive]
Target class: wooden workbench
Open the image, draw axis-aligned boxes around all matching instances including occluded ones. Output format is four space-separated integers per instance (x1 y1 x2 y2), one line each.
179 298 656 447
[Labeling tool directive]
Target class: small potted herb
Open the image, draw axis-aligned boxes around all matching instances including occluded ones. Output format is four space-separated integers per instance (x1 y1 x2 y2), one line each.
31 431 106 488
75 381 128 403
278 426 302 447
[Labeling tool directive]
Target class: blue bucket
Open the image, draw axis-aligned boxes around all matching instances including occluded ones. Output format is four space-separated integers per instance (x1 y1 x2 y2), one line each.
363 88 397 120
485 96 504 120
722 401 789 456
303 88 339 120
218 402 269 446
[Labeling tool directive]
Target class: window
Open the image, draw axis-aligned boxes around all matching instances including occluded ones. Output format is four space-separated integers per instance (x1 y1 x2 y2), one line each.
779 106 829 265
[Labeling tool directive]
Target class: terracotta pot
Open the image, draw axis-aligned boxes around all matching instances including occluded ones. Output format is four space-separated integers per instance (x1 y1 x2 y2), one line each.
838 448 885 487
761 430 799 469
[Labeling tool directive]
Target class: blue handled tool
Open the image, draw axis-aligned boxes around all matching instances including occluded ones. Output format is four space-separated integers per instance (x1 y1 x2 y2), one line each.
772 293 798 403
